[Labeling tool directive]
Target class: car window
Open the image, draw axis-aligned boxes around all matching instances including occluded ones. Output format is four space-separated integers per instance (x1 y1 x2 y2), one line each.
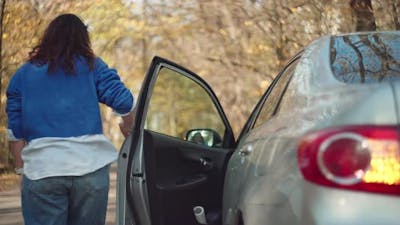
252 60 299 128
331 33 400 83
144 67 225 146
276 61 307 114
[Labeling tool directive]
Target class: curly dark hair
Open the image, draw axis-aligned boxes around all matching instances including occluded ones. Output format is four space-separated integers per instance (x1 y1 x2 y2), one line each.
29 14 95 74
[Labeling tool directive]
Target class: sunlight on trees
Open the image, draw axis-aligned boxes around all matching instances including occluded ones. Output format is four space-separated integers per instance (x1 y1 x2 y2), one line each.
0 0 399 168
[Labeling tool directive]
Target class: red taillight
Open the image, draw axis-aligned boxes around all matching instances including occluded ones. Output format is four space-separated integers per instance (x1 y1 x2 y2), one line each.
318 133 371 185
298 125 400 195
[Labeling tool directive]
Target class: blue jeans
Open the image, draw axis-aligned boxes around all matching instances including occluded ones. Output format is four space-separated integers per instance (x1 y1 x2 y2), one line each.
21 165 110 225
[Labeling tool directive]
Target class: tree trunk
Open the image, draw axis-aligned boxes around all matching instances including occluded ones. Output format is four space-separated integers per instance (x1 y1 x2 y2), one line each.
0 0 6 96
350 0 377 31
392 0 400 30
0 0 6 167
142 0 148 71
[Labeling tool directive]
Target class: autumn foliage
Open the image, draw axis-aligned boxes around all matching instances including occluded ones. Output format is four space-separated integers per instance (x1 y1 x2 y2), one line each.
0 0 399 169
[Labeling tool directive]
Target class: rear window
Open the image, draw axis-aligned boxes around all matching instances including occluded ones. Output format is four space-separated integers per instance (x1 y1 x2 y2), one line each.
330 33 400 83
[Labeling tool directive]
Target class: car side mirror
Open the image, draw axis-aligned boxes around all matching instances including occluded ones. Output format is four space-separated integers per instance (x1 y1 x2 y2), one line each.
186 129 222 147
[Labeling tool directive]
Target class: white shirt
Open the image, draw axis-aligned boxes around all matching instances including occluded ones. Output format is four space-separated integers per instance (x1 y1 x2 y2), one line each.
21 134 118 180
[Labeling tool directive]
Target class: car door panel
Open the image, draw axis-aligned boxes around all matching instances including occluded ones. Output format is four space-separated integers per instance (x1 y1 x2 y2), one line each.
143 130 232 225
119 56 235 225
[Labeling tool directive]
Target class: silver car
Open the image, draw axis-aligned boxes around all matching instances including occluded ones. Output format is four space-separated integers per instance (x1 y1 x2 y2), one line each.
116 31 400 225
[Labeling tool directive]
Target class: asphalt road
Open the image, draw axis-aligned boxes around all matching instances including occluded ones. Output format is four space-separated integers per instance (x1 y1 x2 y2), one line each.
0 163 118 225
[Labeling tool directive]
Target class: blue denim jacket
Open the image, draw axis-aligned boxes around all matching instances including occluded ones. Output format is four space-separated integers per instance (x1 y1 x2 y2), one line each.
6 56 133 141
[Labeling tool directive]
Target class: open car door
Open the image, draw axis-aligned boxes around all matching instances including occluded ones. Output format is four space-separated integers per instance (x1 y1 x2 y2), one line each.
116 56 235 225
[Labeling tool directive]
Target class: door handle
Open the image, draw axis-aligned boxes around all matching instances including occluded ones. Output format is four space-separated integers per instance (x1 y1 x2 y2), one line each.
200 157 213 170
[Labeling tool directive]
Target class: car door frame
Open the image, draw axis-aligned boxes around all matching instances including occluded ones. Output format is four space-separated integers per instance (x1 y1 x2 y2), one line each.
117 56 236 225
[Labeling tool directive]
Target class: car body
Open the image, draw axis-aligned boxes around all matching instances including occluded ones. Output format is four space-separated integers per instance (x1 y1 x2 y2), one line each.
116 31 400 225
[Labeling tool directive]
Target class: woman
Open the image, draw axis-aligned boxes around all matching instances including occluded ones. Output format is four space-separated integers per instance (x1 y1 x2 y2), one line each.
6 14 134 225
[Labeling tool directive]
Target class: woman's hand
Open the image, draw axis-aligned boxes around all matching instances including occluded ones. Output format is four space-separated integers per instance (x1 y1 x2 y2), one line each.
119 112 134 138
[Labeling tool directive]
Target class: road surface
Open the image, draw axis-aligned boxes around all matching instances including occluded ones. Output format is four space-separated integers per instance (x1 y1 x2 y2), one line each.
0 163 118 225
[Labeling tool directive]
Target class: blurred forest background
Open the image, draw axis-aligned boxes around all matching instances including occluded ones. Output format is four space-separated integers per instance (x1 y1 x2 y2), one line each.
0 0 399 170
